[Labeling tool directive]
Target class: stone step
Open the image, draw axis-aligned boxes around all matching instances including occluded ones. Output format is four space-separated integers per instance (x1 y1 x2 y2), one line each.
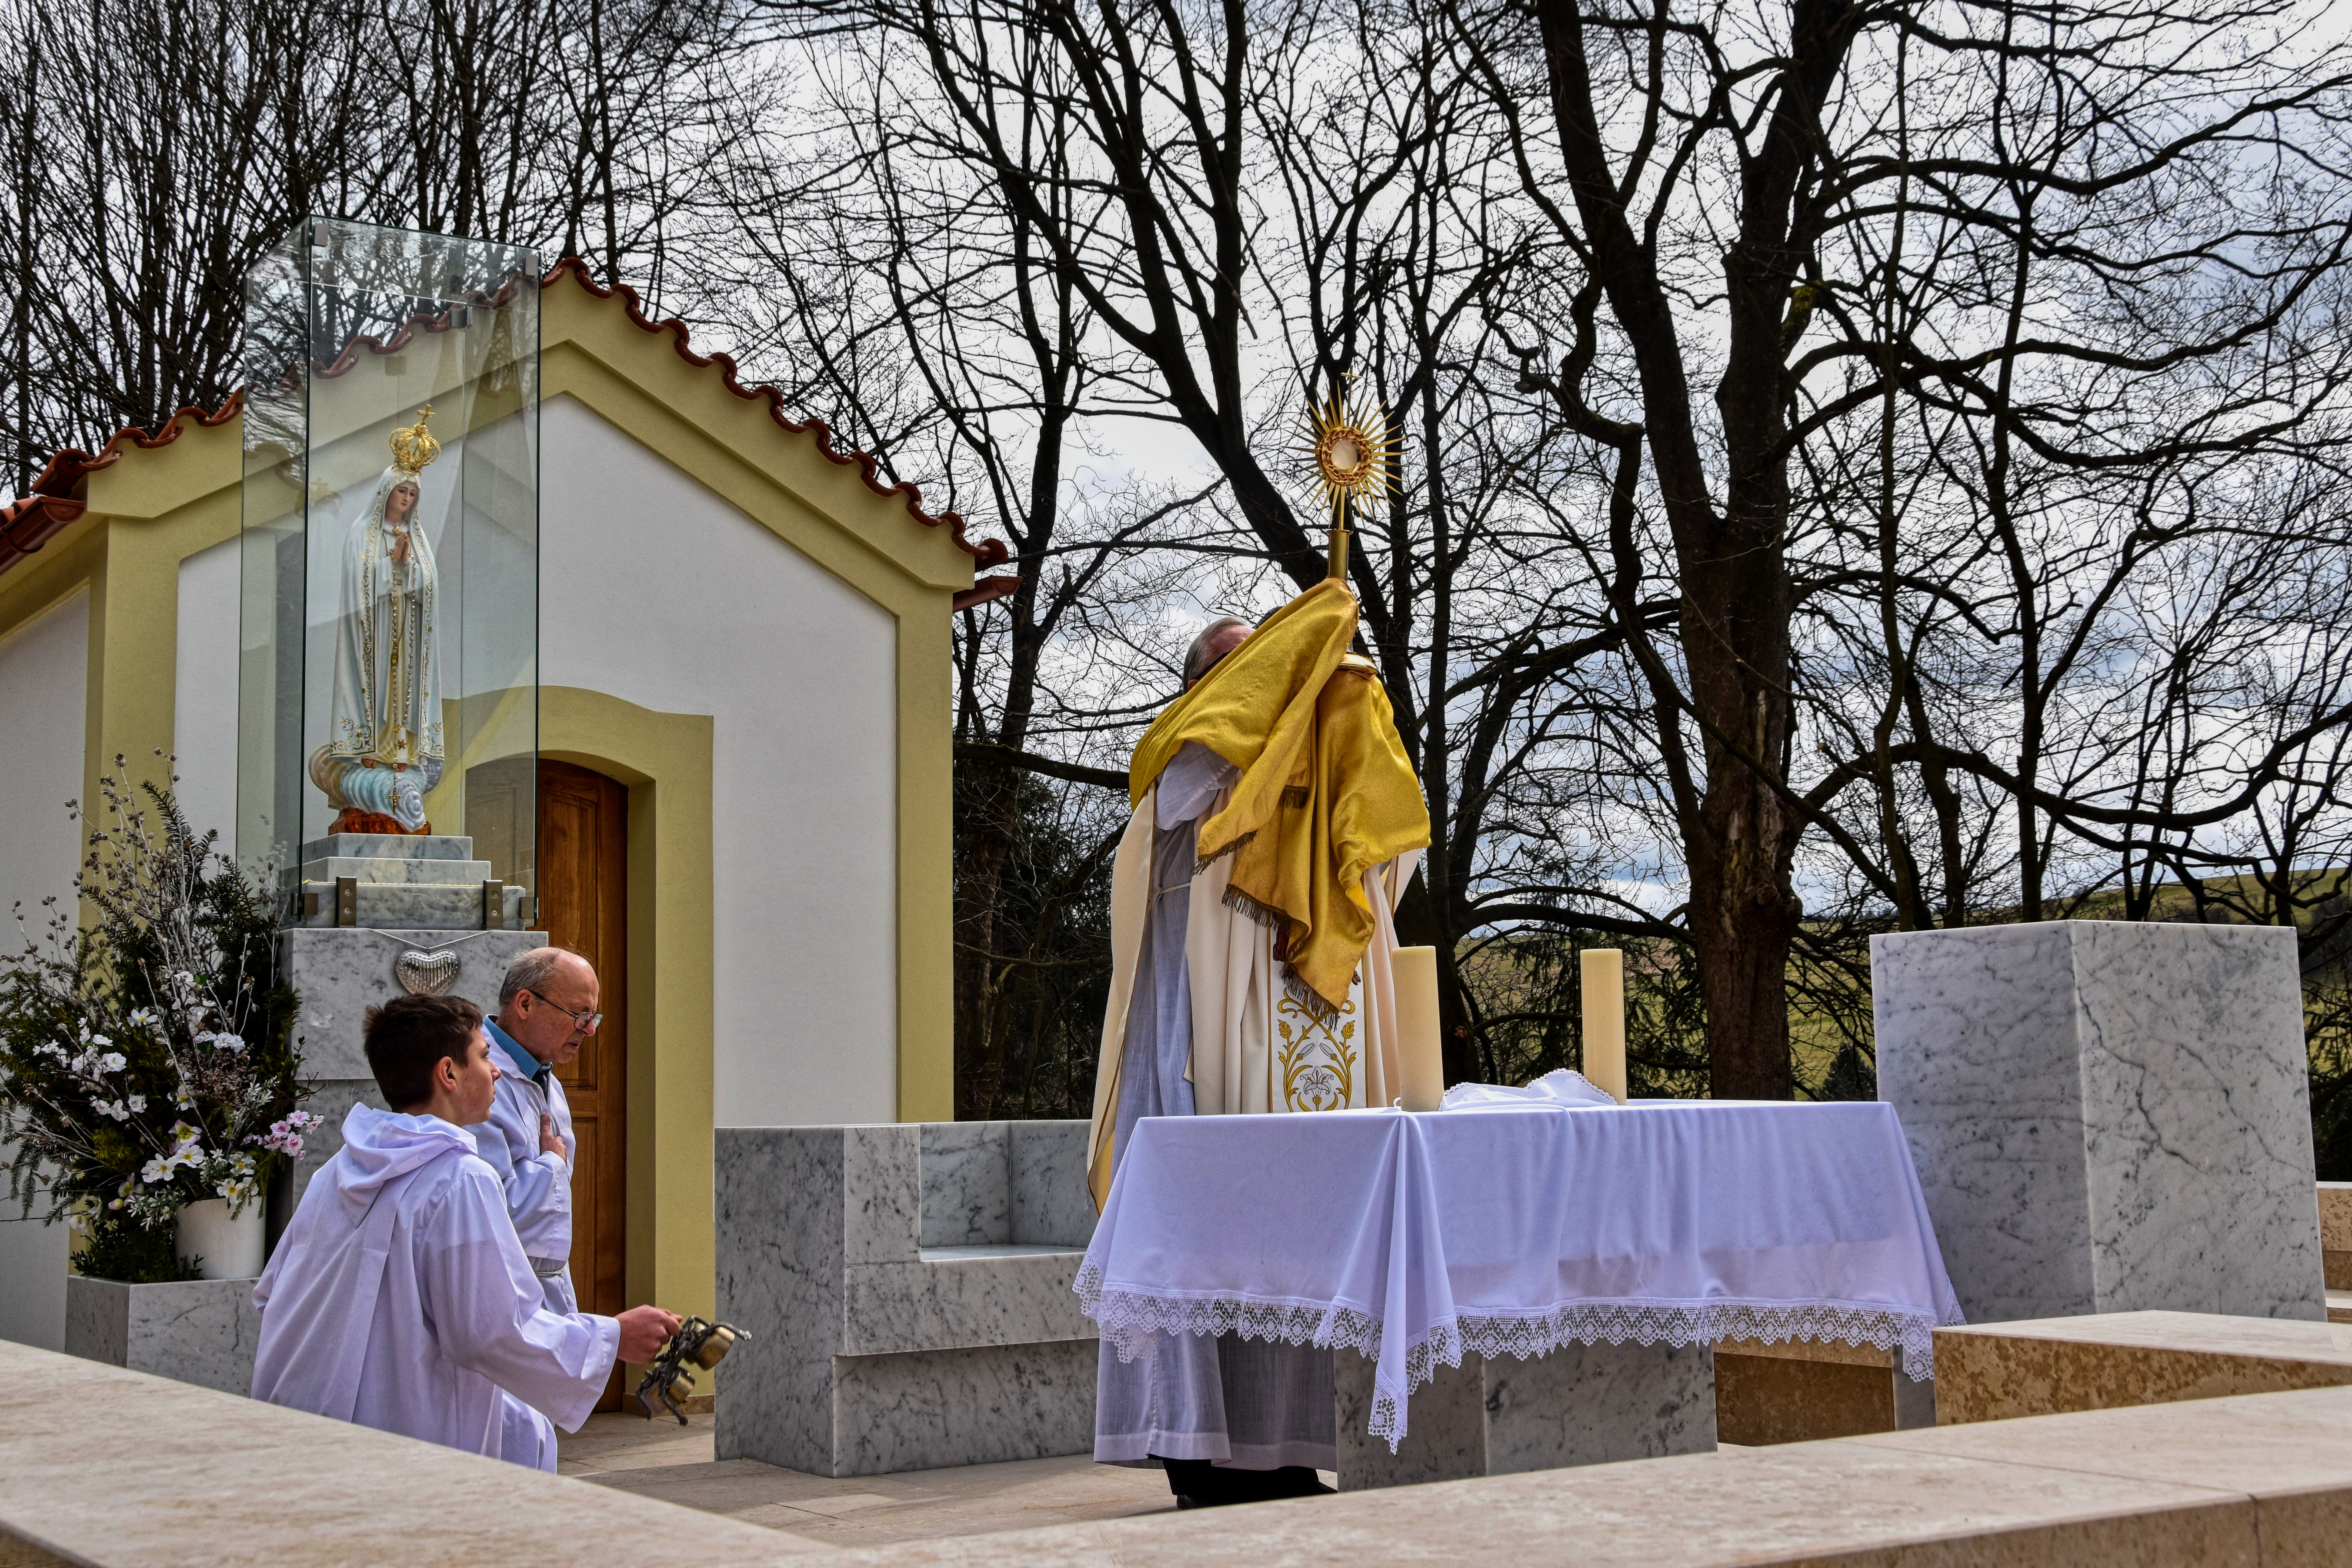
300 832 476 862
1934 1308 2352 1425
298 855 494 887
294 879 527 930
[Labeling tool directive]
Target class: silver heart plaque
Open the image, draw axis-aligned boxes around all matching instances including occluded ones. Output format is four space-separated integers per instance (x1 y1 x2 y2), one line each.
394 949 462 996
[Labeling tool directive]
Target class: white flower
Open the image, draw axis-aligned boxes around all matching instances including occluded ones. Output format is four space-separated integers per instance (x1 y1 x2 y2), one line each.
139 1157 170 1183
98 1051 127 1074
93 1098 130 1122
33 1042 64 1060
205 1032 247 1054
126 1094 146 1113
127 1008 158 1029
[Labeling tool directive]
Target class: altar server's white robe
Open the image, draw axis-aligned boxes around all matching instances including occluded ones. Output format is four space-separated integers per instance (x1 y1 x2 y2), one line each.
252 1103 620 1468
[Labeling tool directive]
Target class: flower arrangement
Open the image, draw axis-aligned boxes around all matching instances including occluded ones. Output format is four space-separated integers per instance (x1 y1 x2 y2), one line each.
0 760 311 1281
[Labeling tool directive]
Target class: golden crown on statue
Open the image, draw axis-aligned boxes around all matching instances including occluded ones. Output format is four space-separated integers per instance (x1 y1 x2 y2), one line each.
389 405 442 476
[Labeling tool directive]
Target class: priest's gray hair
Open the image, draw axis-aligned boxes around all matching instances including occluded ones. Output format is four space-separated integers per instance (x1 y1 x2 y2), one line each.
500 947 574 1009
1184 616 1252 687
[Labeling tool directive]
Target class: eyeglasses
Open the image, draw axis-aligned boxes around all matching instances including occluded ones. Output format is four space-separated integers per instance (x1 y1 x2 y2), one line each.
526 990 603 1033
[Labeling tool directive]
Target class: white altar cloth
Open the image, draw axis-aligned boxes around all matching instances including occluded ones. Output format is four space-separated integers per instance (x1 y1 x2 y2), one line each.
1076 1101 1963 1448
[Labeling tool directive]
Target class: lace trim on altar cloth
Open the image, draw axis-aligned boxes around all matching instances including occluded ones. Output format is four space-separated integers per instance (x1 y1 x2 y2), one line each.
1075 1263 1957 1451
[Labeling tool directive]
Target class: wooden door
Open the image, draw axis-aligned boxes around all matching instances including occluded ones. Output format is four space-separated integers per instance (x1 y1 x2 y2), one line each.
537 759 630 1409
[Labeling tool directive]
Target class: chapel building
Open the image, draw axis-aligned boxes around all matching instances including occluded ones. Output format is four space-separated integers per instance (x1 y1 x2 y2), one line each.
0 259 1010 1358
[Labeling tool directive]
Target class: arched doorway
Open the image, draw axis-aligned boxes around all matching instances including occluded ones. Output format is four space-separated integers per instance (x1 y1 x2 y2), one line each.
539 758 629 1408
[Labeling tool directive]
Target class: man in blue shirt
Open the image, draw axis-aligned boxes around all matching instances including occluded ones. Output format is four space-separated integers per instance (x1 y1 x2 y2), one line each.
468 947 606 1467
469 946 602 1315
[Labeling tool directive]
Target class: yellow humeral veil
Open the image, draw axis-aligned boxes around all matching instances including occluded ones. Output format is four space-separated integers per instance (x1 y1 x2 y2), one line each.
1086 582 1431 1206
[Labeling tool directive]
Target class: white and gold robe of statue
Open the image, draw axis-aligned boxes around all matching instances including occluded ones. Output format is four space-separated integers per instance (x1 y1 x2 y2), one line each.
1087 740 1419 1472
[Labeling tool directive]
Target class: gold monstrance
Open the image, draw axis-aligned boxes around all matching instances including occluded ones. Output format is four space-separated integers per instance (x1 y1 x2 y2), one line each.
1298 382 1398 582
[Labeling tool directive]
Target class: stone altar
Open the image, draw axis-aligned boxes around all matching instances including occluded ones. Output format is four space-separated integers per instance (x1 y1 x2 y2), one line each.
1334 1341 1715 1488
1873 920 2326 1324
715 1119 1099 1477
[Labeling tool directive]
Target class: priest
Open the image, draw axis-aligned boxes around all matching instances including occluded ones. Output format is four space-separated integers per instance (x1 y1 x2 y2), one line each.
1086 578 1430 1505
252 994 679 1466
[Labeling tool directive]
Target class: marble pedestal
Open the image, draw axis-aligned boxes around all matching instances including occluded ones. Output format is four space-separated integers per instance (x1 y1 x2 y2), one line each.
1334 1341 1715 1489
1873 921 2326 1324
716 1120 1100 1477
292 832 528 930
280 923 547 1211
64 1275 260 1396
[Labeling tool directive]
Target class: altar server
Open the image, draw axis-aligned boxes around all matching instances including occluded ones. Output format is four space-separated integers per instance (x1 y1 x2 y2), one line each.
1085 583 1431 1505
252 994 678 1468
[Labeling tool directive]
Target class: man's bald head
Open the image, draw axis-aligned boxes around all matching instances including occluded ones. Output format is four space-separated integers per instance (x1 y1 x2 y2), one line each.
1184 617 1251 688
495 947 601 1068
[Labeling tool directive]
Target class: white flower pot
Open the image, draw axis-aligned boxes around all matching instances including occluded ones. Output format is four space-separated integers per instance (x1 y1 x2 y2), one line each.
173 1198 266 1280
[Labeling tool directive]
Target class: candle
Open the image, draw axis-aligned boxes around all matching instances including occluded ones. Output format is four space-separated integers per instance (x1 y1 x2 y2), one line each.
1580 948 1628 1104
1393 945 1445 1111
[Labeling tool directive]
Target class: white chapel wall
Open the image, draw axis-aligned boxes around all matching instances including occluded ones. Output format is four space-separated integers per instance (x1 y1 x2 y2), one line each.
173 534 240 847
0 587 90 1349
537 394 899 1127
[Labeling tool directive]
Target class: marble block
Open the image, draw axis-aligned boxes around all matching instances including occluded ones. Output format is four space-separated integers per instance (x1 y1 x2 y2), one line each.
1333 1341 1715 1490
1874 921 2327 1324
844 1248 1100 1355
283 927 550 1081
298 855 494 886
715 1121 1099 1476
294 880 527 929
831 1340 1099 1474
919 1121 1011 1247
1011 1119 1098 1248
301 832 476 861
64 1275 259 1396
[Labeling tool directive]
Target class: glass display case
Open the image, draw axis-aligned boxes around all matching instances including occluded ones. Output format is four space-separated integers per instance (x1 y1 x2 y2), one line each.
238 219 540 929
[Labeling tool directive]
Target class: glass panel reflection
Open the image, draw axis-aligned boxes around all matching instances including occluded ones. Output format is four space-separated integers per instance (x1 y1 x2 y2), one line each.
238 218 539 931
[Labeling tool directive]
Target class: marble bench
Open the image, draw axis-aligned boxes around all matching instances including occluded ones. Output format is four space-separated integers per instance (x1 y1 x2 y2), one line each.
714 1119 1100 1477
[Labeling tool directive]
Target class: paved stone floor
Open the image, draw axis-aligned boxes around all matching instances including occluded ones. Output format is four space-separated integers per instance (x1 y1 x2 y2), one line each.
560 1411 1178 1553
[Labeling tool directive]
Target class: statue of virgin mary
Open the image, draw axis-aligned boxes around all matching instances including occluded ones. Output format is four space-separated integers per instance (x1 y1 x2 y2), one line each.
307 406 446 835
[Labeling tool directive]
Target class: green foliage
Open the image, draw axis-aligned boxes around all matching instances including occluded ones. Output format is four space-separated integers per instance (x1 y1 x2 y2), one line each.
0 762 312 1274
953 764 1118 1120
1457 926 1710 1099
77 1207 201 1284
